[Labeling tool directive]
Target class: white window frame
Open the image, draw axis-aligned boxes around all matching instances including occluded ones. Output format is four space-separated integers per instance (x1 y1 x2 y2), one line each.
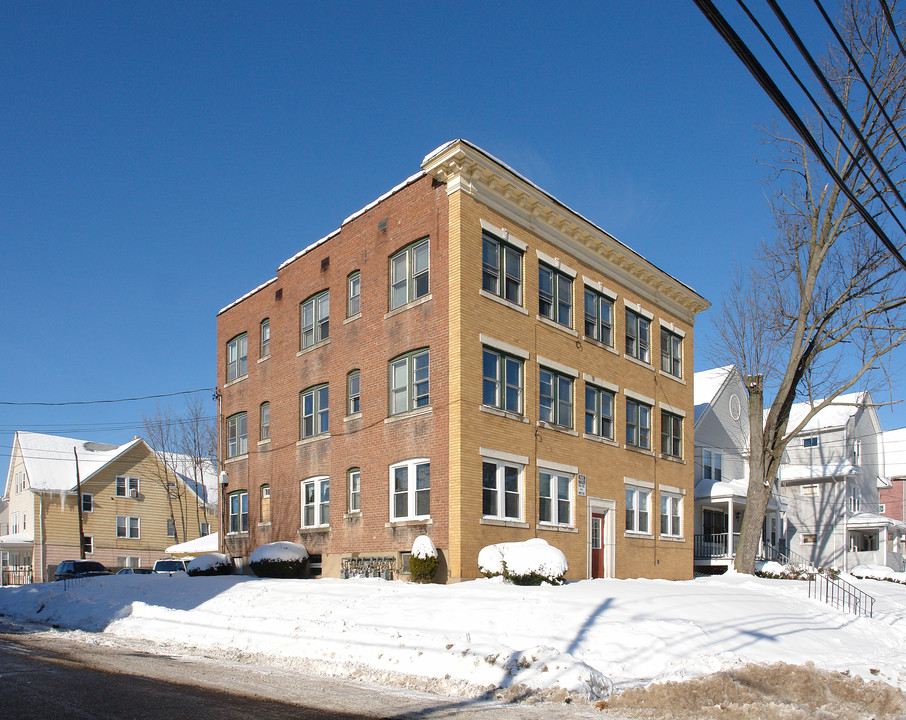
116 515 141 539
539 470 573 526
482 458 523 521
227 333 248 382
260 318 270 358
199 522 212 536
585 384 615 440
226 412 248 457
167 517 176 538
389 459 430 521
260 402 270 441
300 384 329 438
539 367 573 429
389 349 430 415
803 435 819 448
228 490 248 534
301 290 330 349
116 476 141 497
625 485 651 534
482 347 523 414
660 492 682 537
81 493 94 513
348 271 361 317
347 370 361 415
702 448 722 481
301 475 330 528
82 535 94 555
348 468 361 513
390 238 430 310
260 484 271 524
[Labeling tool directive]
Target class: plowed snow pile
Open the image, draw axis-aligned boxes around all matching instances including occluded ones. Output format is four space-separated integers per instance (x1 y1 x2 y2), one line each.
600 662 906 719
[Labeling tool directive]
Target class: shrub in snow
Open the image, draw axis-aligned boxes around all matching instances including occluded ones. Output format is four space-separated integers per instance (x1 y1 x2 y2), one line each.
187 553 234 577
249 541 309 579
409 534 439 583
478 538 567 586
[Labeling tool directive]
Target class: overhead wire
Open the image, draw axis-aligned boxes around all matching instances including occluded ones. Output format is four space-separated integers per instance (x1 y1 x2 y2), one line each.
880 0 906 61
691 0 906 271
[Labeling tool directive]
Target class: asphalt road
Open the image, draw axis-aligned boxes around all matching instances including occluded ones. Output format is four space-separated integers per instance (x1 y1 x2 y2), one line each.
0 620 602 720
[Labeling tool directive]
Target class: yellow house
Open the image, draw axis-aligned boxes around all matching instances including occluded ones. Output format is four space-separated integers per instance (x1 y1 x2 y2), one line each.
0 431 218 583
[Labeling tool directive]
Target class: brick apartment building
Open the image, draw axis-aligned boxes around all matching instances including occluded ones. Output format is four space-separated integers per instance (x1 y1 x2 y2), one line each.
216 139 709 582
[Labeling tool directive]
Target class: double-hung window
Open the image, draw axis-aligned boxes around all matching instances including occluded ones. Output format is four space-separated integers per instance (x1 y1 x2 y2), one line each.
228 491 248 533
260 319 270 358
539 264 573 327
625 309 650 363
390 459 430 520
389 349 429 415
226 412 248 458
259 402 270 441
626 486 650 533
348 468 361 513
226 333 248 381
625 398 651 449
702 449 722 481
167 518 176 537
482 460 522 520
301 290 330 349
539 470 572 526
300 384 329 438
301 476 329 528
390 238 429 310
660 327 682 377
347 370 361 415
585 385 615 440
482 230 523 305
116 476 140 497
584 288 613 345
347 271 361 317
82 494 93 513
539 368 573 429
661 411 683 458
116 515 141 539
661 493 682 537
482 347 523 414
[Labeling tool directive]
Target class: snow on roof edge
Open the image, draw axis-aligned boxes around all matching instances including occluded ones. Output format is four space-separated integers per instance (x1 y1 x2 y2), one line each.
423 139 708 306
217 276 278 317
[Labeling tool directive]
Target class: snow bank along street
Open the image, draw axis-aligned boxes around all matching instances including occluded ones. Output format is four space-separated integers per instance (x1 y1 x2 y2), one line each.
1 571 906 702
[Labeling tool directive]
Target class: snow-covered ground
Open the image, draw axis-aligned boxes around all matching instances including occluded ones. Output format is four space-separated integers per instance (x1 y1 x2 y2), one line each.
1 570 905 701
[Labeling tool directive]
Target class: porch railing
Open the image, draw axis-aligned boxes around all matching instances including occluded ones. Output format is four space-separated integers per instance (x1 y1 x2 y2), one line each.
0 566 33 586
808 572 874 618
694 533 740 558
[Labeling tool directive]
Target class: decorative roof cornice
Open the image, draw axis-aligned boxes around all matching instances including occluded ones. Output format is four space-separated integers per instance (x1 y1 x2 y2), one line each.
422 140 710 323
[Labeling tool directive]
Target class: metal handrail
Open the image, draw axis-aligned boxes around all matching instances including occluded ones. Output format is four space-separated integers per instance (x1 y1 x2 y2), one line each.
808 571 874 618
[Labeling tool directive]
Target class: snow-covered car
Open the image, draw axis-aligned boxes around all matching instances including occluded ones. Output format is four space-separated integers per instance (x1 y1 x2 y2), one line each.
152 559 188 575
55 560 111 581
116 567 153 575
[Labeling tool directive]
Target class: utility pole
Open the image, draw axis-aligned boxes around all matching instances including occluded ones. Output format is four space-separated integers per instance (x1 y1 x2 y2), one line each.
74 448 85 560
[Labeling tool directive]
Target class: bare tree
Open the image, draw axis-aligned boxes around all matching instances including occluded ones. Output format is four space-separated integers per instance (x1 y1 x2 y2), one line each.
713 0 906 573
142 404 184 545
177 394 218 535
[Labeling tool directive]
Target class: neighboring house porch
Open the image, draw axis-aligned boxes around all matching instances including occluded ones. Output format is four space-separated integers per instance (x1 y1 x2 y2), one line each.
0 532 34 586
694 475 787 572
847 511 906 572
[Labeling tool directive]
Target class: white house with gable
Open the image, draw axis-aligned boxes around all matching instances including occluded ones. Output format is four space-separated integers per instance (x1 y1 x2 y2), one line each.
693 366 786 573
780 392 905 572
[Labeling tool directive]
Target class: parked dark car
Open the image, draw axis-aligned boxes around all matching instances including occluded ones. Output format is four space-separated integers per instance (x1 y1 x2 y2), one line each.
153 559 187 575
55 560 111 581
116 567 153 575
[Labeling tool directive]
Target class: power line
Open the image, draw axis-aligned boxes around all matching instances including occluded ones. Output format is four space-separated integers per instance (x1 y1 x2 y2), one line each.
692 0 906 272
0 388 214 407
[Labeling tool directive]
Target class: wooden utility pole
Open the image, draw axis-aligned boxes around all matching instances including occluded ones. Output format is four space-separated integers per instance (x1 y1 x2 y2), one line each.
74 448 85 559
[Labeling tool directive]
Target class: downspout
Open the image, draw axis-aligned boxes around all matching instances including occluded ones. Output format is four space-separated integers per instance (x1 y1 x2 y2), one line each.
38 492 44 583
842 474 849 573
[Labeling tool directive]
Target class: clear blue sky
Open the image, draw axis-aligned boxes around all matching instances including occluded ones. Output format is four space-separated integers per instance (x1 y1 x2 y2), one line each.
2 1 903 479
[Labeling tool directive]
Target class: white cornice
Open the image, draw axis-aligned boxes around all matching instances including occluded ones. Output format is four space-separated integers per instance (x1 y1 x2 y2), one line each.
422 140 710 324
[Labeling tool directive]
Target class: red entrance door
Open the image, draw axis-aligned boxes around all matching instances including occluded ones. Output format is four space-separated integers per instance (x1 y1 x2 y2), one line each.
591 513 605 578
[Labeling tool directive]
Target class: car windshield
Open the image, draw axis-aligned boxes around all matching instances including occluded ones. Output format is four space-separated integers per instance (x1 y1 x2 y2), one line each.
75 561 106 572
